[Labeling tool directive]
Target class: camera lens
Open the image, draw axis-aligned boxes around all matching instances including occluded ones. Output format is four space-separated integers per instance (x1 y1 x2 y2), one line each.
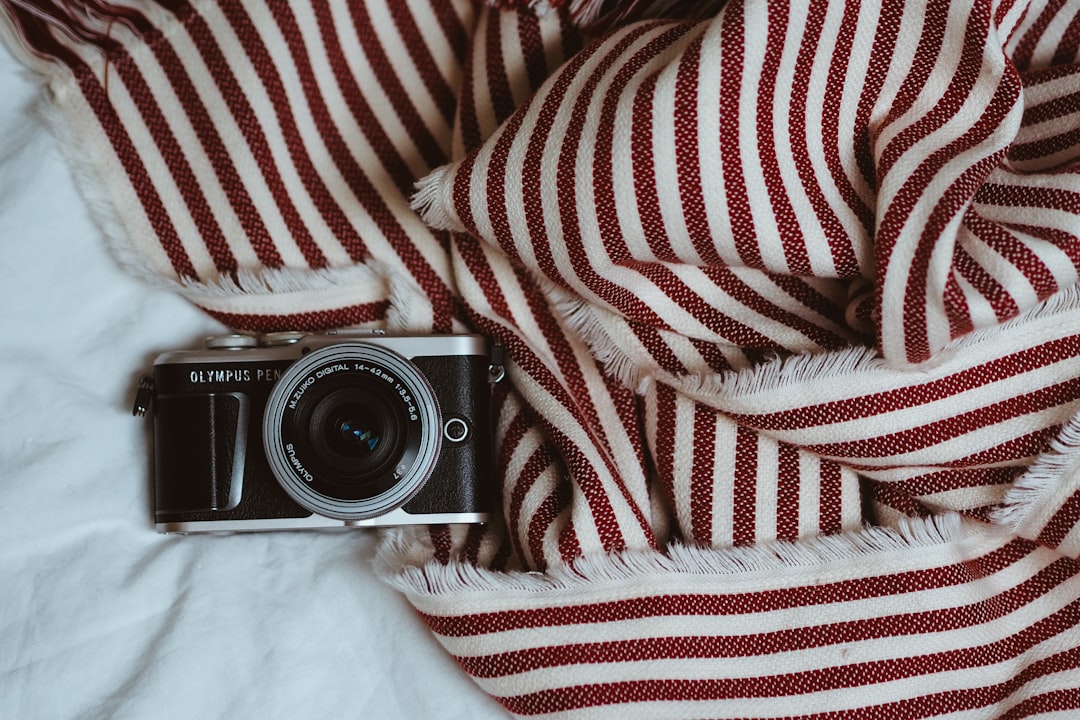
305 384 405 483
262 343 441 520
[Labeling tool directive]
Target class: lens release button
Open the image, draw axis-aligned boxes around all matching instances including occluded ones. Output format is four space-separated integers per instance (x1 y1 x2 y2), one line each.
443 417 470 443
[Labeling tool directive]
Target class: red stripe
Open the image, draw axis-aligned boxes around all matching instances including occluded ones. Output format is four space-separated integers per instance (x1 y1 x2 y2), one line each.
515 276 644 553
776 442 800 541
979 183 1080 214
846 425 1060 472
456 557 1078 678
314 4 459 330
727 335 1080 432
268 0 376 260
632 71 680 262
944 254 976 338
652 383 678 516
554 23 686 295
527 482 571 570
201 299 389 333
673 35 722 265
1010 125 1080 163
870 479 934 519
463 523 486 565
690 336 735 373
513 444 558 569
1051 8 1080 66
691 403 717 544
650 264 844 350
629 322 688 376
455 12 483 155
884 466 1022 498
822 0 876 241
589 22 680 270
483 8 516 126
854 1 902 193
806 646 1080 719
495 599 1080 714
428 525 452 564
420 541 1035 637
453 236 517 337
1020 88 1080 127
515 9 550 93
802 379 1080 460
819 460 844 534
518 21 628 285
757 3 812 275
483 73 539 262
767 274 855 337
556 516 582 565
732 425 758 546
458 271 649 555
1000 685 1080 720
77 76 198 279
718 1 764 268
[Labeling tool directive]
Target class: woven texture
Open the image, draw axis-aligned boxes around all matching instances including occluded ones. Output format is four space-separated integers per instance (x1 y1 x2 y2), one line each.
4 0 1080 716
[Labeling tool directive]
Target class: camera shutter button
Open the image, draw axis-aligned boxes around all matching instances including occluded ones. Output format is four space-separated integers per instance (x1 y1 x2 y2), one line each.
205 334 258 350
443 417 470 443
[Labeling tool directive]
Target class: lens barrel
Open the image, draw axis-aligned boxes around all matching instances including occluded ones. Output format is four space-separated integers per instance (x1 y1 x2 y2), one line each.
263 343 441 520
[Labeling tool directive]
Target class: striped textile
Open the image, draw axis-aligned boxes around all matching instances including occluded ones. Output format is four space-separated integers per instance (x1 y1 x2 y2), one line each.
4 0 1080 716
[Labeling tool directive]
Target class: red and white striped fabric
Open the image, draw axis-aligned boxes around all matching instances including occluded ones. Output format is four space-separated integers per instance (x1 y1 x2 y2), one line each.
5 0 1080 716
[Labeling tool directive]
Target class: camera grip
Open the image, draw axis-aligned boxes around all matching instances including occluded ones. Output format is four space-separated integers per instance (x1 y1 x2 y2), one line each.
154 393 248 514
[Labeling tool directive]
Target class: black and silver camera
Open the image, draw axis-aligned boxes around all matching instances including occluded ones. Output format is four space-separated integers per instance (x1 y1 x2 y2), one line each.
137 331 499 533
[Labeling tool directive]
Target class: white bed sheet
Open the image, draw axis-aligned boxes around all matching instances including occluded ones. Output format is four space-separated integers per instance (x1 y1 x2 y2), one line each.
0 46 507 720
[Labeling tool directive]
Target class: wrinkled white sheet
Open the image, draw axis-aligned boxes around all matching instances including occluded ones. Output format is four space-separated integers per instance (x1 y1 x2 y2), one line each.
0 47 506 719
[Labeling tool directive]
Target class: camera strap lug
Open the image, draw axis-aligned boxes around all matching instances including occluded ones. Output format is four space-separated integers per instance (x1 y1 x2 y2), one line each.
488 340 506 384
132 375 155 417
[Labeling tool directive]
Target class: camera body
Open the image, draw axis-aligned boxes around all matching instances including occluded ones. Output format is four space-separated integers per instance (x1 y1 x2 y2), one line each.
147 331 496 533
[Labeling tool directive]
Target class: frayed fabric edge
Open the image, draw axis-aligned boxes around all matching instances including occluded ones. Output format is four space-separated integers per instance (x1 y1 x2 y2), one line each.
177 264 390 316
550 280 1080 399
412 163 465 233
376 513 986 598
992 411 1080 532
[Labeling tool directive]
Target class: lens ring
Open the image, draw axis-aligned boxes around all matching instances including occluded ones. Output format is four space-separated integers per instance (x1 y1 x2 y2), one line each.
263 343 441 520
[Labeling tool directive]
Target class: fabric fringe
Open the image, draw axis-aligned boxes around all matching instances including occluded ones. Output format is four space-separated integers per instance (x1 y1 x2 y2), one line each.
412 163 463 233
992 411 1080 531
377 513 978 597
545 283 646 386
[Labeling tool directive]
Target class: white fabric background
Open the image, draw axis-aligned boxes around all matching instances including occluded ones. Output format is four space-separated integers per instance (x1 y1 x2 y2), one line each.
0 45 507 720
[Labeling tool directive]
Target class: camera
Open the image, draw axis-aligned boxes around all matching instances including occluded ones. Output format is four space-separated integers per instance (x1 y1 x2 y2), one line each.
137 331 499 533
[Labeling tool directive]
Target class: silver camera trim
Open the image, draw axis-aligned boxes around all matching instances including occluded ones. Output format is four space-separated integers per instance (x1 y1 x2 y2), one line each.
156 510 490 534
262 343 442 521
